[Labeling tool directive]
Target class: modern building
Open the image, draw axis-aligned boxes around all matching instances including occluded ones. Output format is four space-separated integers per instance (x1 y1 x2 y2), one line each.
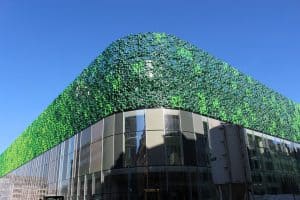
0 33 300 200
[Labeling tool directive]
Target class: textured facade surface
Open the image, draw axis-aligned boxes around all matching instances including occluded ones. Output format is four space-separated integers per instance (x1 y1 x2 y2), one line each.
0 32 299 177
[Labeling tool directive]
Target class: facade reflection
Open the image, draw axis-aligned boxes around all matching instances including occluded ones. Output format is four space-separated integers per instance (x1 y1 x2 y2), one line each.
0 108 299 200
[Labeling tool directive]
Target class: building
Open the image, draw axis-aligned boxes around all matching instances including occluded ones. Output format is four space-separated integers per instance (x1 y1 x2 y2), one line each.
0 32 300 200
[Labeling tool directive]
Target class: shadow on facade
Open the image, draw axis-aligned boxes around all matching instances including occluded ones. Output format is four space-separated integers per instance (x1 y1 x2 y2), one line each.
89 134 216 200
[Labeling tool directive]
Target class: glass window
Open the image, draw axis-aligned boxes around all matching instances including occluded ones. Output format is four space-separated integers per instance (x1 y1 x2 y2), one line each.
265 161 274 171
165 134 182 165
114 133 124 168
128 172 145 199
73 147 80 178
61 153 69 180
68 136 75 154
102 172 113 198
79 145 90 176
80 127 91 148
66 152 73 180
63 140 69 156
247 134 255 148
91 120 103 143
196 134 209 167
78 175 85 197
125 131 146 167
147 171 167 195
71 177 78 196
125 115 145 132
86 174 92 199
165 114 182 165
165 115 180 132
90 140 102 173
125 115 146 167
255 136 263 148
167 171 192 200
93 171 102 196
110 173 128 198
60 179 69 197
103 136 114 170
104 115 115 137
182 132 197 166
180 111 194 133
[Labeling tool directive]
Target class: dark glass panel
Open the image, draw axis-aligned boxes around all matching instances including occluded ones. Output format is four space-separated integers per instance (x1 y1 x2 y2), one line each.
182 132 197 166
60 179 69 197
165 115 180 131
91 120 103 143
93 171 102 195
190 171 200 200
247 134 255 148
199 170 216 200
114 133 124 168
103 136 114 170
79 176 85 198
102 172 113 199
110 173 128 199
125 114 146 167
167 171 192 200
72 177 78 196
125 131 146 167
90 140 102 173
128 172 145 200
165 134 182 165
104 115 115 137
125 115 145 133
195 134 209 167
147 171 167 199
79 145 90 176
265 161 274 171
255 136 262 148
86 174 92 199
80 127 91 148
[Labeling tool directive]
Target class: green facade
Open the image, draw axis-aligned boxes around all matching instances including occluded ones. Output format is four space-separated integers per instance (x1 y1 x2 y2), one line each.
0 32 299 177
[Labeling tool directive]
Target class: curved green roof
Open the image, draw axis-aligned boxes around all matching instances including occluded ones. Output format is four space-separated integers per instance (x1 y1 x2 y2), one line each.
0 32 300 177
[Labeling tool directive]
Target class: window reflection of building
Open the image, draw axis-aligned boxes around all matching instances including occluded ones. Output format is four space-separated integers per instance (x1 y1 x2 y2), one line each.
125 114 146 167
164 114 182 165
1 108 300 199
246 130 300 196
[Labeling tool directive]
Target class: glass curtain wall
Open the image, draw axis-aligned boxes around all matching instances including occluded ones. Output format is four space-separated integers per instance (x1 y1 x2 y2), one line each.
2 108 299 200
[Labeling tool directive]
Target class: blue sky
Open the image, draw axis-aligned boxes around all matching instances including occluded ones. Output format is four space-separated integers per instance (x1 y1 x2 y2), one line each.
0 0 300 154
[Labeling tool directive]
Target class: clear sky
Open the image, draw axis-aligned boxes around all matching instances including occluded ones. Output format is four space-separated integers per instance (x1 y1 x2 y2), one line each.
0 0 300 154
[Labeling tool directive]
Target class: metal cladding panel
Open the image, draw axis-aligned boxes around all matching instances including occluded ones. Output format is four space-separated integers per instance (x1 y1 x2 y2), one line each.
210 124 251 184
209 126 230 184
